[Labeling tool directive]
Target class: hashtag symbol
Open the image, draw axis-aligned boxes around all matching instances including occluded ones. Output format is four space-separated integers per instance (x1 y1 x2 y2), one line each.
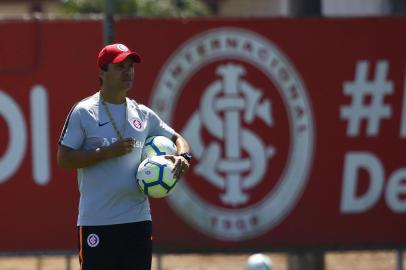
340 60 393 137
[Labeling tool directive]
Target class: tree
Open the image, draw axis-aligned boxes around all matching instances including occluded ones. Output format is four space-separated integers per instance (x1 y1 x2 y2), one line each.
60 0 212 17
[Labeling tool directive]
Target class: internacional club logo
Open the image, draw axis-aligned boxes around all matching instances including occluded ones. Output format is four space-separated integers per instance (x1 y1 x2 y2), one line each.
87 233 100 248
151 28 314 241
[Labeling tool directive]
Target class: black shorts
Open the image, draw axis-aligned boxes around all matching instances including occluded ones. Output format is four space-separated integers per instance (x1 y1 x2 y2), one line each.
78 220 152 270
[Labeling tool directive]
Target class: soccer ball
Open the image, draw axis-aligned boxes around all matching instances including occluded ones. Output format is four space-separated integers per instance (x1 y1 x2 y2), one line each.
141 136 177 161
136 155 178 198
246 254 272 270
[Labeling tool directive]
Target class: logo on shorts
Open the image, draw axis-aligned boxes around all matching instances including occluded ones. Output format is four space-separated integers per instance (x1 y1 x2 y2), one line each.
151 28 314 241
87 233 100 247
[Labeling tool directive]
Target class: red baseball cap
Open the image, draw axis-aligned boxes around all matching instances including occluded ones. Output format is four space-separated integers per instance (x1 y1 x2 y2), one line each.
97 43 141 68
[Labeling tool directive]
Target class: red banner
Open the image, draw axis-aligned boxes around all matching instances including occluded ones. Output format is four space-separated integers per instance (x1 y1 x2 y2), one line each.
0 17 405 252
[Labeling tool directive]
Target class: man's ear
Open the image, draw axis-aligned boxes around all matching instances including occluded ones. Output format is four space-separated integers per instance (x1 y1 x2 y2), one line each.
99 69 105 80
98 69 105 86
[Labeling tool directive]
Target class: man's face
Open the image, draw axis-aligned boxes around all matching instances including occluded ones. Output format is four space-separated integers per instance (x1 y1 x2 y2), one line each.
103 57 135 91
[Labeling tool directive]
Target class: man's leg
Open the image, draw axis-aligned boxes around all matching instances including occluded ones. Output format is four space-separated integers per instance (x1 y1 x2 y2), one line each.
78 225 120 270
120 221 153 270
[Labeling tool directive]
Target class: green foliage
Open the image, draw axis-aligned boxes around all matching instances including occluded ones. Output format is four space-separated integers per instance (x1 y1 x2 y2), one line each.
60 0 211 17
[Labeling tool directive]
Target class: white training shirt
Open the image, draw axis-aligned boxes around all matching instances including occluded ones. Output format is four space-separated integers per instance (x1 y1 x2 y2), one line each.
59 92 175 226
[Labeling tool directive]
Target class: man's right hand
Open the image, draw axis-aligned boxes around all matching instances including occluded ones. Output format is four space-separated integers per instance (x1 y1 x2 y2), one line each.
106 138 135 157
58 138 136 169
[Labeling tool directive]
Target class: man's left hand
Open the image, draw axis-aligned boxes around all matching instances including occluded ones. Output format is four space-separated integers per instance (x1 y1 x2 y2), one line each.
164 155 190 180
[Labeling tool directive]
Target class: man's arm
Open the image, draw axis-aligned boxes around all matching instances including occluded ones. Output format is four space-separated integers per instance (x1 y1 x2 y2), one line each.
167 132 191 179
172 132 190 156
57 138 136 169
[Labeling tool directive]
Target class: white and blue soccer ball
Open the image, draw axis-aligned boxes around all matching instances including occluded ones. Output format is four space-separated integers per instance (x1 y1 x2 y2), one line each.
136 155 177 198
141 136 177 161
246 253 273 270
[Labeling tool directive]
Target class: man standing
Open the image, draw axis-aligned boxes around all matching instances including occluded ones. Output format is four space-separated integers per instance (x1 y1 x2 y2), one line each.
57 43 191 270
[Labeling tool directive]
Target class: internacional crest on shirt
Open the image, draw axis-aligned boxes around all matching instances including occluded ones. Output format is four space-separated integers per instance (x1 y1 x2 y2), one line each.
131 118 144 131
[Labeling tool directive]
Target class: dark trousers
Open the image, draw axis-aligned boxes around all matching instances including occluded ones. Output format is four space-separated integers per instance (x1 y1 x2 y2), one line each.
78 221 152 270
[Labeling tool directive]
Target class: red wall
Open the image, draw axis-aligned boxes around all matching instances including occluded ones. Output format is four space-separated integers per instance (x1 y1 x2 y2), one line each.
0 17 405 252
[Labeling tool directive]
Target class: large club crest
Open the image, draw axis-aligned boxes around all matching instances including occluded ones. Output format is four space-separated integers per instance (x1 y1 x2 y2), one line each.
152 28 314 241
188 63 275 206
